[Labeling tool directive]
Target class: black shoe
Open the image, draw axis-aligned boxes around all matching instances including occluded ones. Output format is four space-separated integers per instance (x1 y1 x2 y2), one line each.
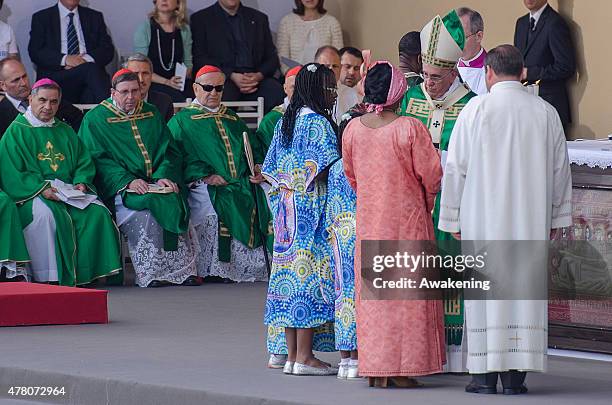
465 381 497 394
503 384 528 395
147 280 164 288
181 276 201 286
203 276 225 283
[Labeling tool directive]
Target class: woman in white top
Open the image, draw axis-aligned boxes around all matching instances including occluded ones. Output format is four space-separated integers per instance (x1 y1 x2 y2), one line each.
277 0 343 72
0 1 18 61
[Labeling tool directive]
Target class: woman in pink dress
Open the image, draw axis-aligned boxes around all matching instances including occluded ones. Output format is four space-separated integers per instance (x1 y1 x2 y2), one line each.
342 61 445 388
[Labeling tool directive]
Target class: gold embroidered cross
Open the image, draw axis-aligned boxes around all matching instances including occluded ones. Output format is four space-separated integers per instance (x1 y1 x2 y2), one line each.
509 331 522 348
37 141 65 172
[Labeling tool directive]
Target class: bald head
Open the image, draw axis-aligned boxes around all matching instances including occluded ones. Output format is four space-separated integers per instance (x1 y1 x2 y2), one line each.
0 58 31 101
315 46 341 82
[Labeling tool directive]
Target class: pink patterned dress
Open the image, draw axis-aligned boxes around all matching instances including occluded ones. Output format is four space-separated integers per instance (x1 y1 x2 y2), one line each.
342 116 446 377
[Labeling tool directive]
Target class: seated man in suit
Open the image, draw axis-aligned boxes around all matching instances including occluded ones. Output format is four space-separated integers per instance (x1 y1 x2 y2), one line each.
125 53 174 122
28 0 115 104
0 57 83 139
191 0 284 113
514 0 576 134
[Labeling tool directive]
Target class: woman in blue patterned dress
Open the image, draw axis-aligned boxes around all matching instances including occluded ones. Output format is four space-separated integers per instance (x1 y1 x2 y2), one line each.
262 63 340 376
325 108 362 380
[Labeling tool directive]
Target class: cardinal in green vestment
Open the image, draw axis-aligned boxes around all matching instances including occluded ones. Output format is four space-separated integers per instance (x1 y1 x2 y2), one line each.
255 66 301 153
79 69 198 288
0 79 121 286
168 65 271 281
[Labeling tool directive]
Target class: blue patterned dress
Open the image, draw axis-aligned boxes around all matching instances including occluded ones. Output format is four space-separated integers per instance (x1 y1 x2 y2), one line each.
325 159 357 351
262 109 339 352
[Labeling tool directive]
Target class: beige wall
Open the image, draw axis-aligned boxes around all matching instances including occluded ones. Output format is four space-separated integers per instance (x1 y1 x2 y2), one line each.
325 0 608 139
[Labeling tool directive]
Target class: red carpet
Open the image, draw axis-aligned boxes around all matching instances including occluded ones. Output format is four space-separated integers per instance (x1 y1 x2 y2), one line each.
0 282 108 327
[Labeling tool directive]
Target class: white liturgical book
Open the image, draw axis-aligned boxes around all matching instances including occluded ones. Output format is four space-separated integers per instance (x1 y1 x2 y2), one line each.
50 179 98 209
175 62 188 92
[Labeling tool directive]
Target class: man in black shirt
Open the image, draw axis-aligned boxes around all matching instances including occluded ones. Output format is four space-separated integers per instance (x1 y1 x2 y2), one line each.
191 0 284 113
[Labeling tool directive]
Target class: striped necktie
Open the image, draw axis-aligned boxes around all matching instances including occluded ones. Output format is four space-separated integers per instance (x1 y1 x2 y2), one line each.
67 12 79 55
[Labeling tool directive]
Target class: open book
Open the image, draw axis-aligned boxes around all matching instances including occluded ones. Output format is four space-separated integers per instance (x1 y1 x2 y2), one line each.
50 179 98 209
125 184 175 194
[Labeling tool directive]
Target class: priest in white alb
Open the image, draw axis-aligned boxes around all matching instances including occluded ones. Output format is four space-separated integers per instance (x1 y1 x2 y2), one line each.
438 45 572 395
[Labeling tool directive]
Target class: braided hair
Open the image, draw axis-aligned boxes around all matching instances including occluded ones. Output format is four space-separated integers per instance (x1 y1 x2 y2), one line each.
281 63 338 147
363 63 392 105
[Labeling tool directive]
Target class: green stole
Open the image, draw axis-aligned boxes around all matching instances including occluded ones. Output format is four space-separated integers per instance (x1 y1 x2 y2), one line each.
78 99 188 250
168 104 272 262
400 83 476 346
0 115 119 285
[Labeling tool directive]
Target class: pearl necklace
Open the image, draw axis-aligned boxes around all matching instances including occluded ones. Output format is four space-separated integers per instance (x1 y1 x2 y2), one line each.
156 26 175 72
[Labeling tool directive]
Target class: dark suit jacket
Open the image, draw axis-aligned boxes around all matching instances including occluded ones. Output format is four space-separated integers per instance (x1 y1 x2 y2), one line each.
28 4 115 75
148 90 174 123
0 96 84 140
191 2 280 78
514 5 576 125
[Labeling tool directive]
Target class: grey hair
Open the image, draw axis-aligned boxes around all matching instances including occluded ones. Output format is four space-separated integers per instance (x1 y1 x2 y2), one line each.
457 7 484 35
31 83 62 99
124 53 153 71
485 44 524 77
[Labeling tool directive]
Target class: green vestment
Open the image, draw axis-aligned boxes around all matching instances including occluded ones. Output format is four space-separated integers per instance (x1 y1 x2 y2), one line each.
168 104 272 262
400 82 476 346
79 99 188 251
255 105 283 153
0 190 30 265
0 115 121 285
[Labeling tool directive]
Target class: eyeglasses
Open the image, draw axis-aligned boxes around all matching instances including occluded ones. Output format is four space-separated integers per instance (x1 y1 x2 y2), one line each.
421 69 454 83
195 83 224 92
465 31 482 39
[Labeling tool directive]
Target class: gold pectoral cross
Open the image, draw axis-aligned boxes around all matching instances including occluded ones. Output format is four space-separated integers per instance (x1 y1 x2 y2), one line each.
37 141 65 172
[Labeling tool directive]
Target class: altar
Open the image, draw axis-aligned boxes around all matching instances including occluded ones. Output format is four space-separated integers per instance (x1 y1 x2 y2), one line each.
549 140 612 353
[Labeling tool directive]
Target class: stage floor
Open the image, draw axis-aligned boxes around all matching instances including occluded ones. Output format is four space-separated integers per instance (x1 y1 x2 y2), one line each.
0 283 611 405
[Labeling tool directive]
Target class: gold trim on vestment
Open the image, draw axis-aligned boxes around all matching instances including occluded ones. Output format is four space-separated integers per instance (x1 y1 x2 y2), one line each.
16 181 52 205
188 104 239 179
101 100 154 178
37 141 65 172
220 222 231 238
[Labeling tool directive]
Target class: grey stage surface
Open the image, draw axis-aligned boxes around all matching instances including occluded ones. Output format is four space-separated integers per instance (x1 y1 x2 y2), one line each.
0 283 611 405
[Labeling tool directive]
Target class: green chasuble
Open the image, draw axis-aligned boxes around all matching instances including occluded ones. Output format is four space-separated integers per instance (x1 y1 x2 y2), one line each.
0 190 30 265
400 82 476 346
0 115 121 286
79 99 188 251
168 103 272 262
255 105 284 153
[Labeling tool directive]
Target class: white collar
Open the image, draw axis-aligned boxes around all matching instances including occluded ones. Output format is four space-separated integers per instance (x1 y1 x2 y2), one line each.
298 107 315 117
490 80 525 93
24 107 55 127
58 1 79 18
5 93 26 111
192 98 219 112
440 77 462 100
530 3 548 25
459 47 485 67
